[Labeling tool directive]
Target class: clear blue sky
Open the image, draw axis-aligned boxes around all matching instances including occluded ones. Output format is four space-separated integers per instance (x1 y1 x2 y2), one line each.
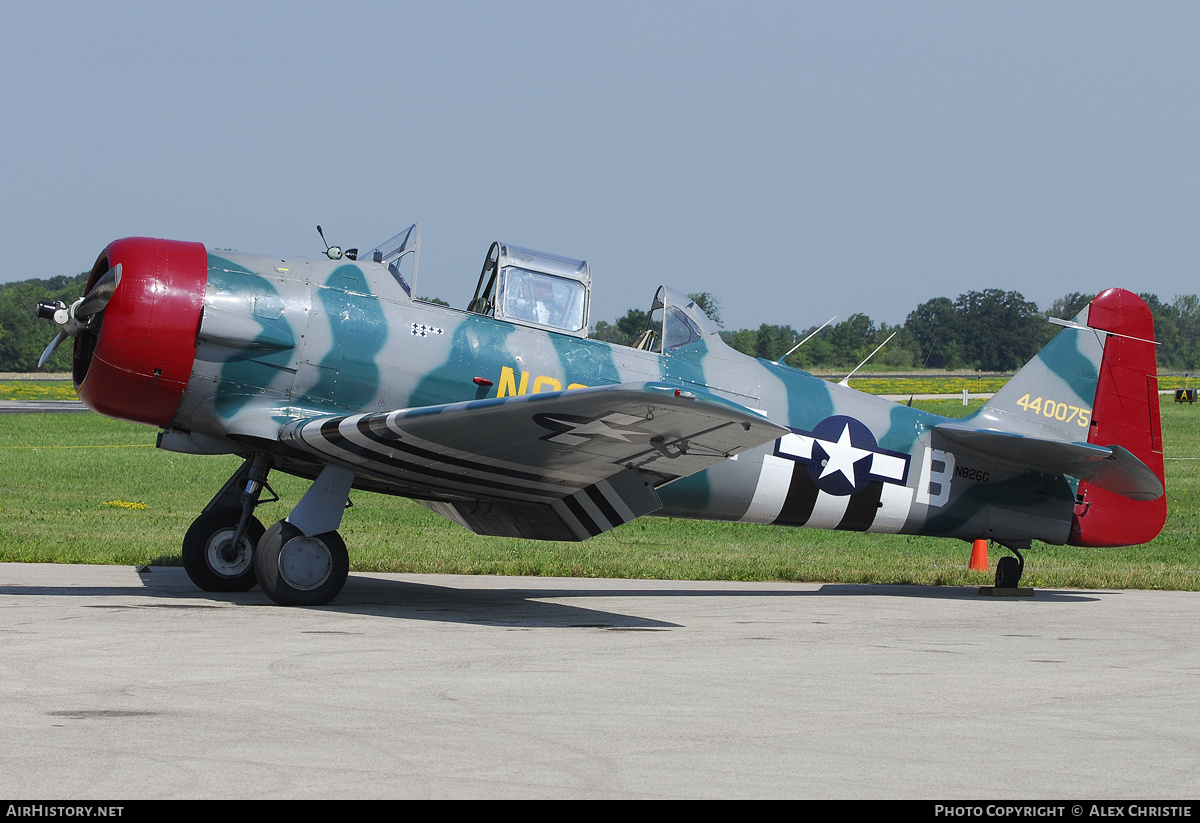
3 1 1197 333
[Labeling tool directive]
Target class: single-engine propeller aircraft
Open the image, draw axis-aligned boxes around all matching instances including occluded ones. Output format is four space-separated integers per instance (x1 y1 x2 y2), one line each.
35 224 1166 606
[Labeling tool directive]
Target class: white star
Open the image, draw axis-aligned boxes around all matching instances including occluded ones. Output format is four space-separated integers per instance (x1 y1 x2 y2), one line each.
564 417 639 441
818 424 873 485
544 413 645 445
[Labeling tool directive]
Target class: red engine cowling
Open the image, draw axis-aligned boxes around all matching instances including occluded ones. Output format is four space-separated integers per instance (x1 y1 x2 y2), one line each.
75 237 208 428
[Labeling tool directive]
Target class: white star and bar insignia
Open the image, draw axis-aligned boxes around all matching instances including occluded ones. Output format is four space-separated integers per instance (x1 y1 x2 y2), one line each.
776 415 909 496
534 412 648 446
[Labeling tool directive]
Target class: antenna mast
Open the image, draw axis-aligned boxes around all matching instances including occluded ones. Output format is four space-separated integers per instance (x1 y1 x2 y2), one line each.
838 331 897 387
774 315 837 365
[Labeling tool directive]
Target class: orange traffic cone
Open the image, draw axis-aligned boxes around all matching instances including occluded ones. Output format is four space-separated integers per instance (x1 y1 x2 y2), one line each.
969 539 989 571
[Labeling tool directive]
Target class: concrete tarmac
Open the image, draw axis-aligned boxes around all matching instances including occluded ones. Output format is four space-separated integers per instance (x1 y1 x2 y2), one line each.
0 400 88 413
1 563 1197 799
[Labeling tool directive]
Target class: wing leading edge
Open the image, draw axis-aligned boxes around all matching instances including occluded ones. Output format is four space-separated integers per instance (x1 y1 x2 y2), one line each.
278 382 787 540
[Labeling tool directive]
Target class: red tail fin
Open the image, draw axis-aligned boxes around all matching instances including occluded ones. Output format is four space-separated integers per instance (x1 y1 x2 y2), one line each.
1068 289 1166 547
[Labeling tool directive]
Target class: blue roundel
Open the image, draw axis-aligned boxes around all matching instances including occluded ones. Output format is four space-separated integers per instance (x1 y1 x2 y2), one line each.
806 415 880 496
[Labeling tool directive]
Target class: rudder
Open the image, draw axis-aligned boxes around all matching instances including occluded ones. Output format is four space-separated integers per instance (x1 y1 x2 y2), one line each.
1068 288 1166 546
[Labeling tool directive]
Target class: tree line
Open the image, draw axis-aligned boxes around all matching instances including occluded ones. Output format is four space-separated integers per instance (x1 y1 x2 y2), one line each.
0 274 88 372
597 289 1200 373
3 275 1200 373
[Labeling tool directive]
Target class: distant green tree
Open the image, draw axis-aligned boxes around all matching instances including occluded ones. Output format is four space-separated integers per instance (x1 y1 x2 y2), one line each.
826 313 876 365
796 329 835 368
593 308 650 346
720 323 809 364
722 317 920 371
1046 292 1093 321
906 296 965 370
687 292 722 327
596 287 1200 373
1139 292 1200 371
1168 294 1200 370
954 290 1044 371
720 327 756 357
906 290 1043 371
875 323 921 370
754 323 790 360
0 273 88 371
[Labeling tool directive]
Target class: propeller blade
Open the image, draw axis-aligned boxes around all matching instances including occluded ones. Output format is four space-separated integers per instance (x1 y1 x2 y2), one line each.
37 330 67 369
75 263 122 320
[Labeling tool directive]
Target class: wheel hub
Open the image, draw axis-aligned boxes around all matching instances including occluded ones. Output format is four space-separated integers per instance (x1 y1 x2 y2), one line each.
278 536 333 591
205 530 252 577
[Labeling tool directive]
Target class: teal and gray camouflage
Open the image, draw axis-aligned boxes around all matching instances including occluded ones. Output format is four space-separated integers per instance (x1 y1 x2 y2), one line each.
40 226 1167 605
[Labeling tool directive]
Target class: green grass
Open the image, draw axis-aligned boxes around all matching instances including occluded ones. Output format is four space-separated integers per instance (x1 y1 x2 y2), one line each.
0 375 1000 402
837 375 1011 395
0 379 77 401
1 400 1198 590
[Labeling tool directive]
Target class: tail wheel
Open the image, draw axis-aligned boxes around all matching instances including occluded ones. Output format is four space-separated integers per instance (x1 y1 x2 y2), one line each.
255 520 349 607
995 555 1022 589
182 506 264 592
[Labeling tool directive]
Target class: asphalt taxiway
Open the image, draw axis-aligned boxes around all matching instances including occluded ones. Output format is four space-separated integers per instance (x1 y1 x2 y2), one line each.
1 563 1197 799
0 399 88 413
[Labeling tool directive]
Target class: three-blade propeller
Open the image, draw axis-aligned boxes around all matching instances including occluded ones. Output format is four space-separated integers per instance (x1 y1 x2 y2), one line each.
35 263 122 369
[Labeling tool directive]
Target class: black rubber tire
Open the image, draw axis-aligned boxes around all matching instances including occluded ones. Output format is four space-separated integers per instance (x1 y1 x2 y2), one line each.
995 555 1022 589
181 506 264 592
254 520 349 607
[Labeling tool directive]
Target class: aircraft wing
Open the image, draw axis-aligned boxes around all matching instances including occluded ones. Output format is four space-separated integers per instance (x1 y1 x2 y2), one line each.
933 423 1164 501
278 381 787 540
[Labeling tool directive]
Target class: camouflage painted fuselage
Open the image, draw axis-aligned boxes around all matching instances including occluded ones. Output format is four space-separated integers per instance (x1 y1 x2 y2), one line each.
164 248 1134 549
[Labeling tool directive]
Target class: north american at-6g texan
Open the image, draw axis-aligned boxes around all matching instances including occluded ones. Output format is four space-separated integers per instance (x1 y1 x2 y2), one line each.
35 223 1166 606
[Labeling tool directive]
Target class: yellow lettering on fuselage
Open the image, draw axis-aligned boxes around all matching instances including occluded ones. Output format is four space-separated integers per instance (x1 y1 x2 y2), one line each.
497 366 588 397
497 366 529 397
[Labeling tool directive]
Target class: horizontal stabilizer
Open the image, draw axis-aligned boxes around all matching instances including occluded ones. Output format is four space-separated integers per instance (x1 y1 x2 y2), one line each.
934 423 1164 501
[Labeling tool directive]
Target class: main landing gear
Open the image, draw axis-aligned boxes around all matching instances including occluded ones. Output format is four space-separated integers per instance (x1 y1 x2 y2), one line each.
254 521 349 607
181 456 355 607
182 506 264 592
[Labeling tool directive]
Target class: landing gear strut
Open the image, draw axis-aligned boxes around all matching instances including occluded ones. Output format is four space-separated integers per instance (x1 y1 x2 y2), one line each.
182 455 273 592
255 462 356 607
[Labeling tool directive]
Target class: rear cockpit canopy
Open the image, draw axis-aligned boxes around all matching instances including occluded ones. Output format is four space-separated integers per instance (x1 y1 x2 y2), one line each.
631 287 722 354
468 242 591 337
